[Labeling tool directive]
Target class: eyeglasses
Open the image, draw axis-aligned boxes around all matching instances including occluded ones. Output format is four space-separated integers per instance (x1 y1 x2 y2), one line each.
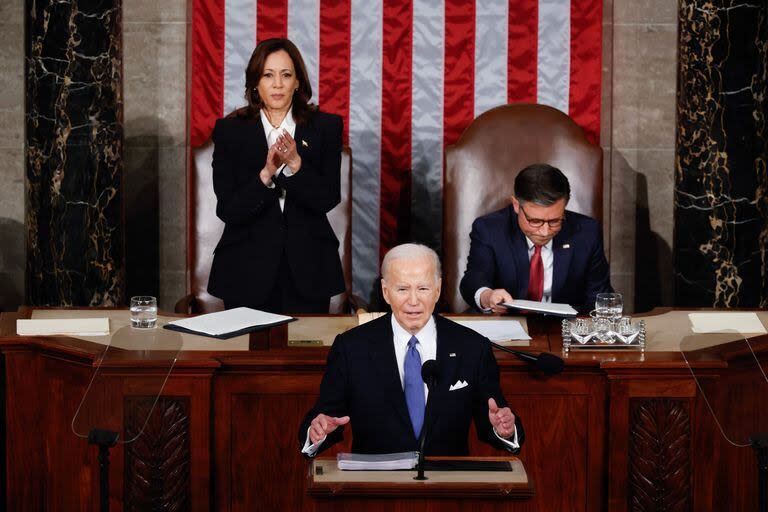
519 204 565 228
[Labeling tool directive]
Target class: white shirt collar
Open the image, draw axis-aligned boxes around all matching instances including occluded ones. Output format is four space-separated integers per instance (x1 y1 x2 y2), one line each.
391 314 436 348
525 237 553 252
259 108 296 141
391 314 437 389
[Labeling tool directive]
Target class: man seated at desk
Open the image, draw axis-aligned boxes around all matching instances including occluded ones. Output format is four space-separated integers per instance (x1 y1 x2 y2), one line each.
460 163 612 314
299 243 524 456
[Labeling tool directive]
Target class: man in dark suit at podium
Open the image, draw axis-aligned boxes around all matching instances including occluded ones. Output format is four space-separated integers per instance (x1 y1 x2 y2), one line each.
460 163 612 314
299 244 524 457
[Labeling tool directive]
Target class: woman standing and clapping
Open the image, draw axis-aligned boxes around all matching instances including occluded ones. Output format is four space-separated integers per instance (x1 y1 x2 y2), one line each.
208 38 344 314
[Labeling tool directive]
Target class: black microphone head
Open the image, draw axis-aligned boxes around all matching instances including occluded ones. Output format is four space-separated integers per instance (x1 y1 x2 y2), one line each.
421 360 440 386
536 352 565 375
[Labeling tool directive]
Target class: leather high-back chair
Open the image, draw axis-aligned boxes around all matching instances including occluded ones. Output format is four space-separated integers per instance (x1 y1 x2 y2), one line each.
443 103 603 313
177 140 353 314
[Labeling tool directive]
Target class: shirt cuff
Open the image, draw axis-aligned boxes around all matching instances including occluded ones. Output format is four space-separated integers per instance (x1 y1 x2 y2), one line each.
474 287 493 313
493 426 519 450
301 426 326 457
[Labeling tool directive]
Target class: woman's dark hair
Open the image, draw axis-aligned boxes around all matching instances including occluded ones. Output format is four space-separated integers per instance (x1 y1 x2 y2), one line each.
232 38 316 124
513 164 571 205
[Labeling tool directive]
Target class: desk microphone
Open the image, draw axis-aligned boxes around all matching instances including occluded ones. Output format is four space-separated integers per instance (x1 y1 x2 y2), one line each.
415 360 440 481
489 341 565 375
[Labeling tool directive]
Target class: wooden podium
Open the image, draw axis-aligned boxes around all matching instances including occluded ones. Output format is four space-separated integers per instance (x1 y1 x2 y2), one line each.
2 308 768 510
307 456 533 511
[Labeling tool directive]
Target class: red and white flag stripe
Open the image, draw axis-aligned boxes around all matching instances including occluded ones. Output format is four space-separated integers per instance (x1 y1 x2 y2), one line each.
191 0 602 300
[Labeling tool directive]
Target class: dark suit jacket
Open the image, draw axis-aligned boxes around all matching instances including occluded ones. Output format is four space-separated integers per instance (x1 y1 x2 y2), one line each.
207 110 345 306
460 206 612 314
298 314 525 456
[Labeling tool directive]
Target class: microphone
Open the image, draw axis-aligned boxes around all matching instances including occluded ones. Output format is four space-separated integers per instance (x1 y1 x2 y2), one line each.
414 360 440 481
489 341 565 375
421 359 440 389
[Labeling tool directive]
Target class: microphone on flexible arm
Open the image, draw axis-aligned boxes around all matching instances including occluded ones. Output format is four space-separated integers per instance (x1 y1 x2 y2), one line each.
414 360 440 481
489 341 565 375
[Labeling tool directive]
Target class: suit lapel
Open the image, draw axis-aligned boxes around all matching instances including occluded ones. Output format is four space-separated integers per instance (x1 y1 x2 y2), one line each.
252 117 269 157
368 314 412 431
423 315 461 438
507 208 532 299
293 121 307 159
551 216 575 301
293 120 316 163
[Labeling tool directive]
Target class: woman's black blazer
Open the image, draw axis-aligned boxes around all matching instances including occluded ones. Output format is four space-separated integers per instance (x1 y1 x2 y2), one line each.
207 110 346 306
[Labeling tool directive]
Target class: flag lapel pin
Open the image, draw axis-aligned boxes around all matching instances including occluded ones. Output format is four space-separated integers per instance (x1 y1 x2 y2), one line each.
301 139 309 147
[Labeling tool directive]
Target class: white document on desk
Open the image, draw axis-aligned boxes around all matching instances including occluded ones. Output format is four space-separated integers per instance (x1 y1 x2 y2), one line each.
502 300 578 317
165 307 294 338
456 320 531 341
688 312 767 334
17 318 110 336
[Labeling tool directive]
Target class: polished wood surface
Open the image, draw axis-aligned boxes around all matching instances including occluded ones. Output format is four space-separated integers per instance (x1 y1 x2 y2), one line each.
0 308 765 511
307 456 532 512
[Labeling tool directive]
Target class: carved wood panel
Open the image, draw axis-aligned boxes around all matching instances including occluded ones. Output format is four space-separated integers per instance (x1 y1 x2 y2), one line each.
629 398 691 512
125 397 190 511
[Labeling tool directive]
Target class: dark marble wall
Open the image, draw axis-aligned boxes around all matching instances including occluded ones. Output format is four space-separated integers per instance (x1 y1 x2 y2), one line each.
25 0 125 306
675 1 768 307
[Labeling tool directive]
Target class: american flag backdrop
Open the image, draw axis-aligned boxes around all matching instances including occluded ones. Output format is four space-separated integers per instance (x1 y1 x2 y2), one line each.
191 0 602 301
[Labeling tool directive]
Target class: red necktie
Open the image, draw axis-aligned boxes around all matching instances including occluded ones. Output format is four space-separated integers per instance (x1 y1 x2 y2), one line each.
527 245 544 301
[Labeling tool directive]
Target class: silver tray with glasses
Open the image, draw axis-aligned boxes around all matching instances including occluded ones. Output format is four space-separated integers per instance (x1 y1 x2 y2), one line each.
561 292 646 352
561 316 646 352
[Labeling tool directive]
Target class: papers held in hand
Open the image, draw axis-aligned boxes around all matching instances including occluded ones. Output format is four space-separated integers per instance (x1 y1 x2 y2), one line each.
503 300 578 317
337 452 418 471
164 307 295 339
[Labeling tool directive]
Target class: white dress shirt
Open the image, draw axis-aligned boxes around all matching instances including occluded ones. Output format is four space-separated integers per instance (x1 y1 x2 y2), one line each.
259 108 296 211
302 315 518 455
391 315 437 400
474 237 554 311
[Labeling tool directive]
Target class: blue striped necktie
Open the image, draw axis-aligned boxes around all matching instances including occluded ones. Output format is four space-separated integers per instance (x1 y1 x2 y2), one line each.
404 335 425 439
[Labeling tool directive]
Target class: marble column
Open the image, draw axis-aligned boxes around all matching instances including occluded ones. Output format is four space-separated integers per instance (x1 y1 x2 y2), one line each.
675 1 768 307
25 0 125 306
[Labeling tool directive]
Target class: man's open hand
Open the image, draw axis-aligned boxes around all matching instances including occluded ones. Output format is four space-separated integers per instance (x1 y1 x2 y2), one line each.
309 414 350 445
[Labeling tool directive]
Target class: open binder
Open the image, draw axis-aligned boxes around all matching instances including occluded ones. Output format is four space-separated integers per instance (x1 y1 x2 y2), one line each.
163 307 296 339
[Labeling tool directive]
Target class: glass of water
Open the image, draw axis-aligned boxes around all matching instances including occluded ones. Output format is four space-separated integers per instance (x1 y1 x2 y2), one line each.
595 293 623 320
130 296 157 329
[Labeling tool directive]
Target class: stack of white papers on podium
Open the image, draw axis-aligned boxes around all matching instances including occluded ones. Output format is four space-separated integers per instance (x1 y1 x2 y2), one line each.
17 318 110 336
502 300 578 316
337 451 418 471
688 312 767 334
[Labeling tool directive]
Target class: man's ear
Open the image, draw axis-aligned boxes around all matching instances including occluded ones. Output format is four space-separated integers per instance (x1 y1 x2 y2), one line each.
511 196 520 214
381 279 392 306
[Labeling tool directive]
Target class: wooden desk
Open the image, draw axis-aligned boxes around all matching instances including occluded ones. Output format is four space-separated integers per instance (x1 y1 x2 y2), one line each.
308 456 532 511
0 308 765 511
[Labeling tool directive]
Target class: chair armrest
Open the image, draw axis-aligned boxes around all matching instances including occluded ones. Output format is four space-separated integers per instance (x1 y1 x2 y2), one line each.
174 294 195 314
348 293 369 313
